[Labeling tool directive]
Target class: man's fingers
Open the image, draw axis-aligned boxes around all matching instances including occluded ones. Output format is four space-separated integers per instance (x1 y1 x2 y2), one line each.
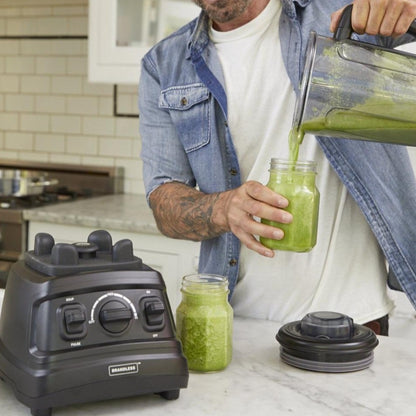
330 0 416 37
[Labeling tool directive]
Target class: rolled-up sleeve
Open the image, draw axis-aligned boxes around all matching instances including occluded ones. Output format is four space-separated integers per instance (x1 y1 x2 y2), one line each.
138 57 196 205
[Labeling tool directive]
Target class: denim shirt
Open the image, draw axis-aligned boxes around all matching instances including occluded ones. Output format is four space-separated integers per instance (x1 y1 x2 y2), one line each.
139 0 416 308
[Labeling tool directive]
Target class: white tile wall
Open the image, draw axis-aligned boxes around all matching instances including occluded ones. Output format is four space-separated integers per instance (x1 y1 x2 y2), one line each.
0 0 142 194
1 1 416 332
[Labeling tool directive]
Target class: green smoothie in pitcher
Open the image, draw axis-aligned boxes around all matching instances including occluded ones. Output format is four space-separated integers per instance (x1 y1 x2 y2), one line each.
294 98 416 147
297 109 416 146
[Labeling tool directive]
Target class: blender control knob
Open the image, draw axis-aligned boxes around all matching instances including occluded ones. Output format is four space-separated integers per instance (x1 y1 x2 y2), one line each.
99 300 133 334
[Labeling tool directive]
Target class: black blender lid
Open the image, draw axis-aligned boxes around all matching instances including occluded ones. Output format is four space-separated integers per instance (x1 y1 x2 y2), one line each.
276 311 379 373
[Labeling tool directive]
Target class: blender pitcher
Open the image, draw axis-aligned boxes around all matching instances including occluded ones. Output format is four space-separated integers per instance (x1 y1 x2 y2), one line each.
292 4 416 146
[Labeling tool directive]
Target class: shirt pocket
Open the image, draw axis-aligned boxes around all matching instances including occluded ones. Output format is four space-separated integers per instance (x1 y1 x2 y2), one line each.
159 83 210 153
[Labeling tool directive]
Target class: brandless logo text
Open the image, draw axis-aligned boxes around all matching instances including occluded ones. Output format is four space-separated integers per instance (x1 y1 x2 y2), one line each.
108 362 140 377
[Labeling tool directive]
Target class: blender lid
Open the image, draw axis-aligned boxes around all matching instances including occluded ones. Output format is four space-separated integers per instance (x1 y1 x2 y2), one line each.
276 311 379 373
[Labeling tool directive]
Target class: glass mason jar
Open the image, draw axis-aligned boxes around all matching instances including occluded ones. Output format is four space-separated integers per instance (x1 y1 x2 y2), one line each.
260 158 320 252
176 274 233 372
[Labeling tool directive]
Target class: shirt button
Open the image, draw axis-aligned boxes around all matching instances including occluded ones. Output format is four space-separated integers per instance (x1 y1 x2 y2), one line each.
229 258 237 266
180 97 188 106
229 168 238 176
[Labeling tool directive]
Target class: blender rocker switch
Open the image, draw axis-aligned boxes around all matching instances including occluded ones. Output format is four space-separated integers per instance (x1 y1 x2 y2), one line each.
144 300 165 326
64 308 86 334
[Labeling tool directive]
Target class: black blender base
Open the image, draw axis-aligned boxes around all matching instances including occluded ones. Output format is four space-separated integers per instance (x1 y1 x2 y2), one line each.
30 390 181 416
159 389 180 400
31 409 51 416
2 370 187 416
0 231 189 416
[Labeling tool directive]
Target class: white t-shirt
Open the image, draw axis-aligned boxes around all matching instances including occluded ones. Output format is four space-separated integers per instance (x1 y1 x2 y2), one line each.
210 0 393 324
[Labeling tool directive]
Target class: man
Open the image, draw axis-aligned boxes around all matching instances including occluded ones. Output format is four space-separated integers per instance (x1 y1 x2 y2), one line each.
138 0 416 334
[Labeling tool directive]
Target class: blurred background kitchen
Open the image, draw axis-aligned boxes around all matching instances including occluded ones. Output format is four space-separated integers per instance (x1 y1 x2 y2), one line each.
0 0 415 337
0 0 142 194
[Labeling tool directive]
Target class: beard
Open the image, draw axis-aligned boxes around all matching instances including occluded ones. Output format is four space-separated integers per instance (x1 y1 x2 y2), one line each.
193 0 252 23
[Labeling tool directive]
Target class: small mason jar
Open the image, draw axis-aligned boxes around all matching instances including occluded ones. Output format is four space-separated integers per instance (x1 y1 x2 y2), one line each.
176 274 233 372
260 158 320 252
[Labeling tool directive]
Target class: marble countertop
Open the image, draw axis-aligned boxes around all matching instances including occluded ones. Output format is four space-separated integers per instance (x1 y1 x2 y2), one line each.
0 287 415 416
23 194 160 235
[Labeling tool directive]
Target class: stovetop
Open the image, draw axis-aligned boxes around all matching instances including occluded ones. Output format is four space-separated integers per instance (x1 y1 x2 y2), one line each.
0 160 123 213
0 188 92 210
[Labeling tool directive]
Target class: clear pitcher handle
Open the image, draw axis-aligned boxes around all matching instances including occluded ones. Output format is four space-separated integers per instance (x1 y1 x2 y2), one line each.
334 3 416 41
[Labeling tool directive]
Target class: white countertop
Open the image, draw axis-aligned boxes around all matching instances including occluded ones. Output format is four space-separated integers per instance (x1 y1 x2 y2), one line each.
0 291 415 416
23 194 160 235
11 197 416 415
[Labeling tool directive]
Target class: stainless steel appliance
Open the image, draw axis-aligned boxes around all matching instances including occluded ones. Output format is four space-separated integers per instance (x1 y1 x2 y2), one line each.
0 160 123 287
0 229 188 416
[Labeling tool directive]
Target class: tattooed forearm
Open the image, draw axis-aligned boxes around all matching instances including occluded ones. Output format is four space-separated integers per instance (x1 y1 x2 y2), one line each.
149 182 229 241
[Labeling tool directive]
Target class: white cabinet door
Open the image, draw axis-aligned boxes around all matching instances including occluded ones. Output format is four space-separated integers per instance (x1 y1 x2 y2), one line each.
27 222 199 310
88 0 200 84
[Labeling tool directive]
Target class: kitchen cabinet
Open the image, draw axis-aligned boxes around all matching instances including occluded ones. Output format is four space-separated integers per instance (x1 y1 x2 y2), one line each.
27 221 199 311
88 0 200 84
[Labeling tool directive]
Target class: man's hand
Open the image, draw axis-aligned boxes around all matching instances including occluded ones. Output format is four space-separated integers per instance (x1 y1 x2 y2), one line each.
330 0 416 37
219 181 292 258
149 181 292 258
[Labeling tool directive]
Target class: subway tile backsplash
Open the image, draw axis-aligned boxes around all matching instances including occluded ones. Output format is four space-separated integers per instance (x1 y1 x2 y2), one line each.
2 1 416 199
0 0 143 194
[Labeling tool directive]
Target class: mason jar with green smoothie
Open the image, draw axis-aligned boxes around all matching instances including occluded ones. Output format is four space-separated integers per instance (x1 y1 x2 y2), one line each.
176 274 233 372
260 158 320 252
